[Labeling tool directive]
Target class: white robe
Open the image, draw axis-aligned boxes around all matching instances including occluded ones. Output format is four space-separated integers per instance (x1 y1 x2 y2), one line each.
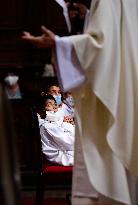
39 114 75 166
54 0 138 204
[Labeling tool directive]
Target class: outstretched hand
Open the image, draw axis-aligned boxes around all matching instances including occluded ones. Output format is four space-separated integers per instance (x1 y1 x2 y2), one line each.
22 26 55 48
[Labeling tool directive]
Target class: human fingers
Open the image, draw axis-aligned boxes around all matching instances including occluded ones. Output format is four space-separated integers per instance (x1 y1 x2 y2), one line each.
22 33 53 48
22 31 34 40
41 26 55 47
41 26 55 38
22 35 43 47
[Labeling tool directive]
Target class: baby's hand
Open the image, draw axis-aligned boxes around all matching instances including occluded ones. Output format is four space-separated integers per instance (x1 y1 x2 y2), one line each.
64 116 74 125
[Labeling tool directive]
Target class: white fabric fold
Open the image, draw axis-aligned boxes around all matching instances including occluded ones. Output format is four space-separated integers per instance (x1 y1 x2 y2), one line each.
39 119 74 166
55 35 86 92
54 0 138 204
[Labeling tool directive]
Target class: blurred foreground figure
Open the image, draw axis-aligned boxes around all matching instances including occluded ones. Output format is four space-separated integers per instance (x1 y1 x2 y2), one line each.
0 84 21 205
22 0 138 204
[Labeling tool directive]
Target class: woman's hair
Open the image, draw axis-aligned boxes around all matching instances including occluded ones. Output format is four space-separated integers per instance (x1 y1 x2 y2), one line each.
45 84 59 94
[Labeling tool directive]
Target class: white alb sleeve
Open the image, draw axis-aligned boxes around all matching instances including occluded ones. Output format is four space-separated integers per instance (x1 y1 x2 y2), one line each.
54 36 86 92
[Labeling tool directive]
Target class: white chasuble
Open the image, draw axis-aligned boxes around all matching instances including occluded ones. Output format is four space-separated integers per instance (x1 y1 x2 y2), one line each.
55 0 138 204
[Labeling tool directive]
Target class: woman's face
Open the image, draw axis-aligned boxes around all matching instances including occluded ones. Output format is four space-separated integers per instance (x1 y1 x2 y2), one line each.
48 86 61 96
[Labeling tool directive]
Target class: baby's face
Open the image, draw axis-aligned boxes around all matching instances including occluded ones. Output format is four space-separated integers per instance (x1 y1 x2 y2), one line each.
45 99 57 111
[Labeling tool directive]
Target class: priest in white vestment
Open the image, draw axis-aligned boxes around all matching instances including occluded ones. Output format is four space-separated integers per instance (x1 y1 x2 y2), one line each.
22 0 138 204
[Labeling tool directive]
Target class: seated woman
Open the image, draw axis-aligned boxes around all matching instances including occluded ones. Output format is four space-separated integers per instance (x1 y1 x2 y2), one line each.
46 84 75 120
37 95 75 166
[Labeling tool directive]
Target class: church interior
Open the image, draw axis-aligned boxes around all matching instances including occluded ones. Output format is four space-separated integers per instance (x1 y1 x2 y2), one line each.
1 1 138 205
